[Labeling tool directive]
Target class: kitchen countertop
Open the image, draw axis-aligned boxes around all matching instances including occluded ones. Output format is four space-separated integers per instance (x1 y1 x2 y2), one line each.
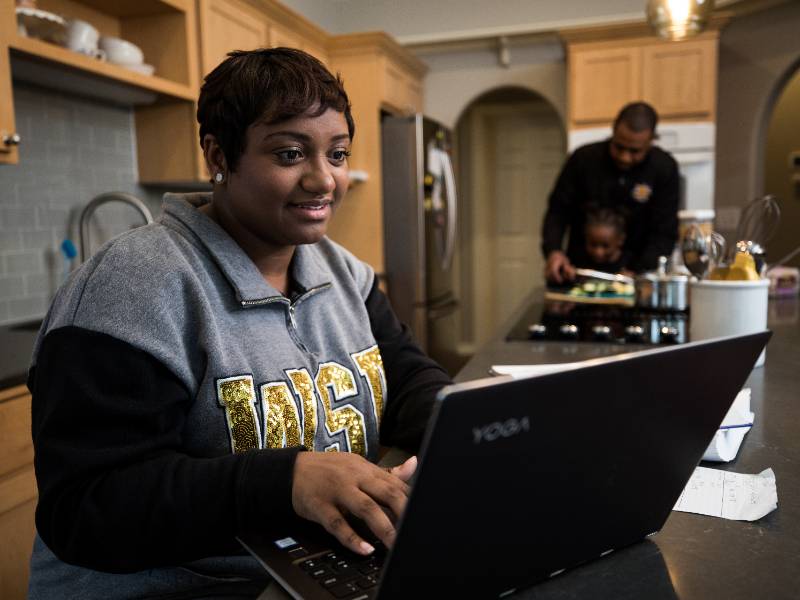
0 319 41 389
455 291 800 599
4 296 798 598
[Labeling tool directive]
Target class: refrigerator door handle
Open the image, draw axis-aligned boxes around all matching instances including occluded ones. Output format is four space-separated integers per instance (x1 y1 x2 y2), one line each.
440 150 457 270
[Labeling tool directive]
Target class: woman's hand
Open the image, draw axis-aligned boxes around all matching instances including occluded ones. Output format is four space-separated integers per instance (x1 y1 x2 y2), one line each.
291 452 418 555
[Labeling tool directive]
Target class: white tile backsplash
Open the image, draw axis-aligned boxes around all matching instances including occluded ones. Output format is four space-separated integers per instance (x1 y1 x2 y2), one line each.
0 82 167 326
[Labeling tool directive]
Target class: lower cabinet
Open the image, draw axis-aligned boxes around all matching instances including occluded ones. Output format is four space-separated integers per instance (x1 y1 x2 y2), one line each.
0 385 36 600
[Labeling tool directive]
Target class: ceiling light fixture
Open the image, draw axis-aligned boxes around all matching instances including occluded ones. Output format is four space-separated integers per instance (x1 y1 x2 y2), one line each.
646 0 715 40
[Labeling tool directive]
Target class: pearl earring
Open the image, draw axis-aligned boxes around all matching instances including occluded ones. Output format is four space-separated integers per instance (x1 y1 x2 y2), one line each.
214 172 224 183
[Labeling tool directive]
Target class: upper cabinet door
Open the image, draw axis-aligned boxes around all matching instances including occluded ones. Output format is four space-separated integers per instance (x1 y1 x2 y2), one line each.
198 0 268 75
0 0 19 164
382 58 423 115
269 23 329 65
569 45 642 126
641 38 717 121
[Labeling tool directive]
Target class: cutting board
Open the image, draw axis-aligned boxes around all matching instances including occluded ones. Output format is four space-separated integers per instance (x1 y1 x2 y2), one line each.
544 289 636 306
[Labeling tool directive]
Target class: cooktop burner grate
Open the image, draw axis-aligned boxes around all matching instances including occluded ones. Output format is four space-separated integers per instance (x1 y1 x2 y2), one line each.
506 301 689 345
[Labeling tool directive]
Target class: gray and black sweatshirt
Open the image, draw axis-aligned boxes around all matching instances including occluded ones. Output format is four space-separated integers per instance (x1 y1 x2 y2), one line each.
27 193 451 599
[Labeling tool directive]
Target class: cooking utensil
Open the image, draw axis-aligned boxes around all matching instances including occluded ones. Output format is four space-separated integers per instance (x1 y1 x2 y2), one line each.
731 195 782 261
681 224 709 279
635 256 689 311
573 268 634 285
708 231 726 271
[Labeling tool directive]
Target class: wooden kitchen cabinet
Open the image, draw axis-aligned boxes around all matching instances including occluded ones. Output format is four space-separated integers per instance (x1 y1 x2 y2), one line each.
383 57 423 116
197 0 328 76
641 38 717 120
0 0 200 177
327 32 426 272
0 0 19 164
566 31 719 128
0 385 37 600
267 21 327 64
569 45 641 126
198 0 268 77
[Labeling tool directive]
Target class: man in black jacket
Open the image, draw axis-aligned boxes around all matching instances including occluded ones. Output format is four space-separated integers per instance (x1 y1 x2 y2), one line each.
541 102 680 283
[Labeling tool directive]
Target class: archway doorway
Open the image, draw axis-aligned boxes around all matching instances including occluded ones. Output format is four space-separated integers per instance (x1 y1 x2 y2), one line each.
763 62 800 269
433 87 564 369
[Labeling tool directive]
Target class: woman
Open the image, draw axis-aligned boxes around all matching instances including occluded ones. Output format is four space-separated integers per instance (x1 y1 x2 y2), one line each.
28 48 451 599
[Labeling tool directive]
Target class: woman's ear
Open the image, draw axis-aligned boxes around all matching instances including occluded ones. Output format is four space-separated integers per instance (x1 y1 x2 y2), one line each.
203 134 227 184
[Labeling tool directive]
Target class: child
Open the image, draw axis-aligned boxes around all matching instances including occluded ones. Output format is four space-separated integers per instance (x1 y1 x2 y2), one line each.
580 205 629 275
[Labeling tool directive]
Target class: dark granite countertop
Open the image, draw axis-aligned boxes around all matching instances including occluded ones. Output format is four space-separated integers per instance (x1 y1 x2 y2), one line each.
455 292 800 599
0 319 41 389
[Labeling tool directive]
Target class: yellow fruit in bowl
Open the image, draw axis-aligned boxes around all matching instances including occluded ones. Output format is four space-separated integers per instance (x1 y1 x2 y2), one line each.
709 266 729 280
725 252 760 281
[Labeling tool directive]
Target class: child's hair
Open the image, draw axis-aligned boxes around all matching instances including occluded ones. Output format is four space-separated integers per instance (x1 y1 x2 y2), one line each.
197 47 354 173
585 205 627 236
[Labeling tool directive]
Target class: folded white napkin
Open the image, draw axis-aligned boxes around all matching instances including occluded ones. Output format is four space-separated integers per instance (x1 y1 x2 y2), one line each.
702 388 753 462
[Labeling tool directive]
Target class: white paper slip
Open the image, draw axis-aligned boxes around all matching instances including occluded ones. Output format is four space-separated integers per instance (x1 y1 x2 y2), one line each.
702 388 754 462
673 466 777 521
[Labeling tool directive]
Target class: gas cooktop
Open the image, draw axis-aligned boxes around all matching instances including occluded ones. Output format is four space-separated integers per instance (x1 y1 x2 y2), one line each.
506 301 688 345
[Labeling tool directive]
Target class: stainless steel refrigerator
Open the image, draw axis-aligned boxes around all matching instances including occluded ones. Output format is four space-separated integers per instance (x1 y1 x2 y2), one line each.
381 114 458 358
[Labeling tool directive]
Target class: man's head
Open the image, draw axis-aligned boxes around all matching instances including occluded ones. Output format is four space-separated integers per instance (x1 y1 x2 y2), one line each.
609 102 658 171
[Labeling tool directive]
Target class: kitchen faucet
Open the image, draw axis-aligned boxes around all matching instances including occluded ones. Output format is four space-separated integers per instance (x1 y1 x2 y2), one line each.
79 192 154 263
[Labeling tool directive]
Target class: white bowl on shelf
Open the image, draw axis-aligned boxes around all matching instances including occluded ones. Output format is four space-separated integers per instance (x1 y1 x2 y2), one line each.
123 63 155 76
99 36 144 66
16 7 67 44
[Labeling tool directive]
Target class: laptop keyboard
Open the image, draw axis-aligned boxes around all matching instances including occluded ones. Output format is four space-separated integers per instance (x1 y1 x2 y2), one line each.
298 550 383 599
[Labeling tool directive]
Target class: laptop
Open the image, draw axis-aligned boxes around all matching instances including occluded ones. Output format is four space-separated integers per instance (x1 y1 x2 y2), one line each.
239 331 770 600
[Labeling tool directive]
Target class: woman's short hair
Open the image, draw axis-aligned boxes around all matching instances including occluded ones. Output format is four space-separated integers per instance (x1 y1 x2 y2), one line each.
197 47 355 172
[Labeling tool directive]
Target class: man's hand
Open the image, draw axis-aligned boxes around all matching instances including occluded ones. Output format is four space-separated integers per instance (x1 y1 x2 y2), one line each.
545 251 576 284
291 452 418 555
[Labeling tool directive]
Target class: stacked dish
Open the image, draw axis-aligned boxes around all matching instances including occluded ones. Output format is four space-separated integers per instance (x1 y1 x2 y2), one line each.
99 36 155 75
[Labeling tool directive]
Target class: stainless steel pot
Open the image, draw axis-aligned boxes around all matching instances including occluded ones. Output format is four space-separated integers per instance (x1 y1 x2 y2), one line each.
635 257 689 311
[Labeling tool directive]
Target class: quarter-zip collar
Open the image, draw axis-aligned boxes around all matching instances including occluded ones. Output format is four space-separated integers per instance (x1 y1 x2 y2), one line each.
161 193 332 305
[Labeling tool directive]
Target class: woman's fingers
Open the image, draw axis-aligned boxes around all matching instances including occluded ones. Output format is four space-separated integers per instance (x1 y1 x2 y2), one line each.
341 490 399 549
358 475 408 528
316 503 375 555
290 452 418 553
388 455 417 483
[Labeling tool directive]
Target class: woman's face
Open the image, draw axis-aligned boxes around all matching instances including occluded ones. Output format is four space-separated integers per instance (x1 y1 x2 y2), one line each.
218 108 351 253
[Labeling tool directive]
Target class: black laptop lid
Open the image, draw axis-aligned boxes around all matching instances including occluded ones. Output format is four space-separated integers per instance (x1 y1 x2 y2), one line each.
376 331 770 599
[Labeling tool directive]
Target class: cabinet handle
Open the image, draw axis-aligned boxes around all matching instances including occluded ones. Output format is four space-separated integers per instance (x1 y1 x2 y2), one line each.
2 133 21 146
